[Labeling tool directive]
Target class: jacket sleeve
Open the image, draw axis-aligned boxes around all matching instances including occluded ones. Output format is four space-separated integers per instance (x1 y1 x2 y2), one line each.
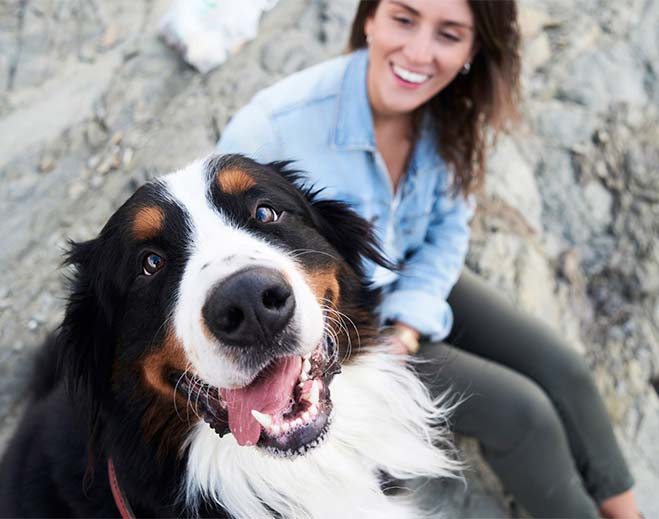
215 97 282 163
377 184 475 342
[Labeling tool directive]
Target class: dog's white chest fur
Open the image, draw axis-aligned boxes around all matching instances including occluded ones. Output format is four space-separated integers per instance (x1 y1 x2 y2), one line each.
185 350 458 518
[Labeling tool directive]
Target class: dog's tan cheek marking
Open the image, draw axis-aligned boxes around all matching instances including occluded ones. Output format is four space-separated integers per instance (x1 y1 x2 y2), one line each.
217 167 256 195
141 331 188 406
139 331 198 458
304 267 340 308
132 206 165 241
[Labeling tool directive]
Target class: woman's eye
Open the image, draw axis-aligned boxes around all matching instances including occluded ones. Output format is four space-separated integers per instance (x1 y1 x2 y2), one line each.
393 16 412 26
439 31 460 43
255 205 279 224
143 252 165 276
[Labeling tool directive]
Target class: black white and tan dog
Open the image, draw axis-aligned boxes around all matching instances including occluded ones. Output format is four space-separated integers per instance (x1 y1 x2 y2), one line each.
0 154 457 518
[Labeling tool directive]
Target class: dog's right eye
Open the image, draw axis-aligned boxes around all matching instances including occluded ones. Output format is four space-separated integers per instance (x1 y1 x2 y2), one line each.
143 252 165 276
255 205 280 224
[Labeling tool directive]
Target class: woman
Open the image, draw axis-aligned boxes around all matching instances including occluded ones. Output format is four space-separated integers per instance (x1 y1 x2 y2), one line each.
217 1 640 516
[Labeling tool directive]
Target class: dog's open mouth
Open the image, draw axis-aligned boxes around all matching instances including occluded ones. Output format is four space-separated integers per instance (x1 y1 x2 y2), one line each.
173 335 339 457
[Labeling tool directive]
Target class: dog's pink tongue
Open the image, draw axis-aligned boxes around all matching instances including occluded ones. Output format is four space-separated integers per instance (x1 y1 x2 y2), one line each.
220 356 301 446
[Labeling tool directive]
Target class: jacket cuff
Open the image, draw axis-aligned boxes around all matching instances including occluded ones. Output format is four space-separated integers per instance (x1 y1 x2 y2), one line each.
377 289 453 343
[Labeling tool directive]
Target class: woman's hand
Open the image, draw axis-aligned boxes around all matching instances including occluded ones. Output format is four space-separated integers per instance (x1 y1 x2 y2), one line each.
384 322 421 355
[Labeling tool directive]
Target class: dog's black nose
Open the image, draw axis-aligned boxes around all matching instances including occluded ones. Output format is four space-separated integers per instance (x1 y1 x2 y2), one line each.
203 267 295 348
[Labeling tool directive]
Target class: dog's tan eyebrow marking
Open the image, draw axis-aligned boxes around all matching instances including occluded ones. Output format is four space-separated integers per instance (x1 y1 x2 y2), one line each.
217 167 256 195
132 206 165 241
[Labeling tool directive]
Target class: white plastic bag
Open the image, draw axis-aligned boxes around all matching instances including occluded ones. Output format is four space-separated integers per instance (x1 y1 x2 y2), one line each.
159 0 279 73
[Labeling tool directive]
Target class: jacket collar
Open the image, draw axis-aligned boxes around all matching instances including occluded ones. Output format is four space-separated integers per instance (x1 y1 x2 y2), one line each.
332 49 444 175
333 49 375 151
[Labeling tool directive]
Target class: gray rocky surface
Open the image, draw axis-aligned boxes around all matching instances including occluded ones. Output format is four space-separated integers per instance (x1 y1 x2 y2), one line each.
1 0 658 516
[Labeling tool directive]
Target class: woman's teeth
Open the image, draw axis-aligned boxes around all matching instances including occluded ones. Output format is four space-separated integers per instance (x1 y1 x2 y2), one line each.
392 64 430 84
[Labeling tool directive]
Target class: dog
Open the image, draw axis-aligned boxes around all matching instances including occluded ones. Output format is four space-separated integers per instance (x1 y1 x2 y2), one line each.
0 154 458 518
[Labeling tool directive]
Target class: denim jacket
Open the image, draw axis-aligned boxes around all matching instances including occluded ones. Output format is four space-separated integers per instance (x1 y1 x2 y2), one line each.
217 49 474 341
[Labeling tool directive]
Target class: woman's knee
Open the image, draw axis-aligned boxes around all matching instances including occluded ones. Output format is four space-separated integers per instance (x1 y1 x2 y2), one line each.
488 382 566 455
540 343 597 397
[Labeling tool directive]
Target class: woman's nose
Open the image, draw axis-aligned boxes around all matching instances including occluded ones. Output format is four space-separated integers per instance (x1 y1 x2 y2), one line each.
402 29 433 65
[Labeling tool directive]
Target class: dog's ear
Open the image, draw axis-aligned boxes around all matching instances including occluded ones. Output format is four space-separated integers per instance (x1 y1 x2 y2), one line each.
59 238 118 444
268 160 395 277
309 198 395 278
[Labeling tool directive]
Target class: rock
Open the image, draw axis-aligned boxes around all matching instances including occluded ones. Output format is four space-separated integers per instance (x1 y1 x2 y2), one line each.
532 99 596 148
618 431 659 519
582 180 613 232
515 244 562 329
630 390 659 472
632 0 659 81
523 32 552 71
486 137 543 233
556 44 647 113
0 52 122 166
518 6 558 40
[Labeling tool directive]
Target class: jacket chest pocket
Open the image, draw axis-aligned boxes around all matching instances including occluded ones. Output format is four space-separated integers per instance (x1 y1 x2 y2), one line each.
397 184 435 244
398 212 431 249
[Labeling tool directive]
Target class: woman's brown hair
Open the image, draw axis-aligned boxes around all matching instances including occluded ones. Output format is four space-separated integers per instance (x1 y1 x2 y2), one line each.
348 0 521 196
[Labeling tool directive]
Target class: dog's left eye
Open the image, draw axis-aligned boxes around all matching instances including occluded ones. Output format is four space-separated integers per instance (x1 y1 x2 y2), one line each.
143 252 165 276
255 205 279 224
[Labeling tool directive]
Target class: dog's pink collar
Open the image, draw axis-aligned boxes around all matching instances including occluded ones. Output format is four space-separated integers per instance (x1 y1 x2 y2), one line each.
108 457 135 519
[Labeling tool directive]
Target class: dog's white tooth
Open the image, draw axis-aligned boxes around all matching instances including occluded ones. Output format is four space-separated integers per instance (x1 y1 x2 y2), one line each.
302 411 310 422
271 424 280 435
294 418 303 426
281 422 290 432
251 410 273 428
308 379 320 405
309 404 318 416
303 358 311 374
300 371 308 382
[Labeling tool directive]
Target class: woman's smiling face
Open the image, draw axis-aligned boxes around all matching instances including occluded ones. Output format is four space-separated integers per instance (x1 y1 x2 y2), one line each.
365 0 476 118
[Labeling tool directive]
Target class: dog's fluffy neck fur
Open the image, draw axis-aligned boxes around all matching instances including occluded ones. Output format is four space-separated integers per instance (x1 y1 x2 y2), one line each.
185 350 460 519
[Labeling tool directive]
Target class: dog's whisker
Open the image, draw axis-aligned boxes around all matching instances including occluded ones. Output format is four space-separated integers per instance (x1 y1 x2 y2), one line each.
321 307 351 376
173 365 193 423
185 373 196 424
190 378 204 421
289 248 338 262
328 310 356 368
203 384 220 420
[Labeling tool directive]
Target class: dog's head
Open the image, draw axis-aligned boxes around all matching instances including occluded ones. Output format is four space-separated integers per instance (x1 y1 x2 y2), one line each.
60 154 390 459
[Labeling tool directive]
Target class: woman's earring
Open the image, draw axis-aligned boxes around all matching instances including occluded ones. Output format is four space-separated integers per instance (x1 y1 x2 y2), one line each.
366 34 372 44
460 62 471 75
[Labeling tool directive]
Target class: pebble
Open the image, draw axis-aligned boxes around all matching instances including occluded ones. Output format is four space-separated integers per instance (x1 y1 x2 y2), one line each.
38 155 56 173
90 175 104 189
123 147 134 167
68 181 86 200
100 23 119 50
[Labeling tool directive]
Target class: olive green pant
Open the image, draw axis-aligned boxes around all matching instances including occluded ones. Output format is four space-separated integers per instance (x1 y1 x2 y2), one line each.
417 270 634 518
